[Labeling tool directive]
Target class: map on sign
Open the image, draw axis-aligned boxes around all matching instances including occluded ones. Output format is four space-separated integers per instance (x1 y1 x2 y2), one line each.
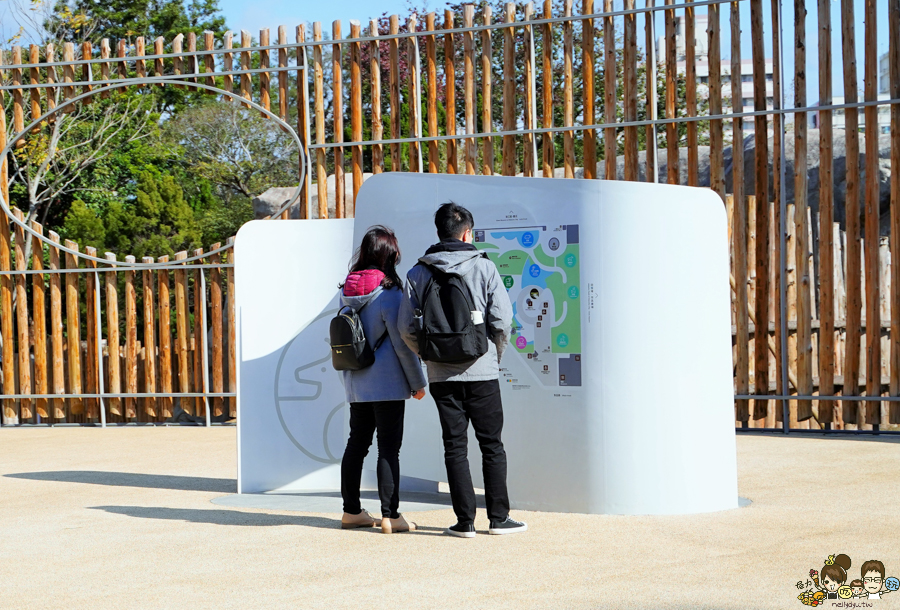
474 225 582 387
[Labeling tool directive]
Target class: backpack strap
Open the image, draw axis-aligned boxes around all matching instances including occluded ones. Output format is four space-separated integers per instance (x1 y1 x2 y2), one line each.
373 329 389 351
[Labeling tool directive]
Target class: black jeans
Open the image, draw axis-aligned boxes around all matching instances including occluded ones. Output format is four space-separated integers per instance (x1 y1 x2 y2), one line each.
430 379 510 525
341 400 405 519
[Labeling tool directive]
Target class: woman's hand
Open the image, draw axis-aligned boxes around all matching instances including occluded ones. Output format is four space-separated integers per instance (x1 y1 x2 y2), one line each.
412 388 426 400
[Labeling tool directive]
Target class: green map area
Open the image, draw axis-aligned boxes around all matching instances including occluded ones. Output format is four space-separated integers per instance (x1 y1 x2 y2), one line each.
474 225 582 387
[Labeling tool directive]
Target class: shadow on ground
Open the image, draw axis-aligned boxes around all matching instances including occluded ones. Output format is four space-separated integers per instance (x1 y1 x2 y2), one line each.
89 505 447 534
5 471 235 493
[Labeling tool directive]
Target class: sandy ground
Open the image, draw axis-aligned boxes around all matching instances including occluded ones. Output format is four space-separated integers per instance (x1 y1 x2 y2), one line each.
1 427 899 610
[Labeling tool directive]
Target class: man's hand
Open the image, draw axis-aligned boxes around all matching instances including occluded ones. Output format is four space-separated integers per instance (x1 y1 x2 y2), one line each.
412 388 426 400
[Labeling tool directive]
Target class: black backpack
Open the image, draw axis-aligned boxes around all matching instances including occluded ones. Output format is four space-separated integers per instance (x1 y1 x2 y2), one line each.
414 262 489 363
330 297 388 371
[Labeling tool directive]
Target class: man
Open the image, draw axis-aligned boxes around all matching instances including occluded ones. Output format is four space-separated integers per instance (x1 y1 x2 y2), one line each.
399 202 527 538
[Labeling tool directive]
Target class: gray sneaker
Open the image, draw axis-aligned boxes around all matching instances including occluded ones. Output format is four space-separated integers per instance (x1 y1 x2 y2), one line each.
488 516 528 535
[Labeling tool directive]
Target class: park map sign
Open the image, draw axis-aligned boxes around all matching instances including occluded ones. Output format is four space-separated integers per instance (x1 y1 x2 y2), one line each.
475 225 582 387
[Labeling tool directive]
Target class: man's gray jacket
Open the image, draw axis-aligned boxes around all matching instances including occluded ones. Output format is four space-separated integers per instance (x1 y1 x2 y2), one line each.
399 241 513 383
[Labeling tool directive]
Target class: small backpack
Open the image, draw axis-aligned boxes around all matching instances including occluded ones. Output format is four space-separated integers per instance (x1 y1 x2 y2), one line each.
414 262 489 363
330 297 388 371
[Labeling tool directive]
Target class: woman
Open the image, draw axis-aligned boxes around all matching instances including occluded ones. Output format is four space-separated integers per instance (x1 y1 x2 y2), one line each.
339 225 427 534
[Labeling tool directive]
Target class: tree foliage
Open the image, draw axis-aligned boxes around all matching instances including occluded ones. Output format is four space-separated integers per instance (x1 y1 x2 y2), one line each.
46 0 225 43
62 170 203 259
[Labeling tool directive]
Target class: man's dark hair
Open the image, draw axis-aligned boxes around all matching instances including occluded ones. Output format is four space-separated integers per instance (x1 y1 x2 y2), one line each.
434 202 474 241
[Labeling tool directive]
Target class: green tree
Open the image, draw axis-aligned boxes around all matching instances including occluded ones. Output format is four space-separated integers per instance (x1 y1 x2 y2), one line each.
163 102 298 200
46 0 225 44
63 170 202 259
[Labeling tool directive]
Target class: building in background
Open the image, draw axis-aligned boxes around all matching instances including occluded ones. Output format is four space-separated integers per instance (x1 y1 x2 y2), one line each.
879 51 889 94
656 14 775 132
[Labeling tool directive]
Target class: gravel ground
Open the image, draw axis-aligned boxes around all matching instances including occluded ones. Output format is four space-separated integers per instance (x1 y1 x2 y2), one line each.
1 426 899 609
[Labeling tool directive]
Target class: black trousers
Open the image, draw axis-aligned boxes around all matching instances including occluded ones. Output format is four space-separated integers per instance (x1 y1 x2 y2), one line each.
341 400 405 519
430 379 510 525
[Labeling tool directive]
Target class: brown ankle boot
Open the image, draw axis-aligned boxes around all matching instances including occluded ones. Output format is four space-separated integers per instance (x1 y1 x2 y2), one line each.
381 514 416 534
341 510 378 529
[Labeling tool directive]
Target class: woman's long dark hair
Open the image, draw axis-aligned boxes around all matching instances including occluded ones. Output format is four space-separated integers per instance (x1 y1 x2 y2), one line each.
345 225 403 289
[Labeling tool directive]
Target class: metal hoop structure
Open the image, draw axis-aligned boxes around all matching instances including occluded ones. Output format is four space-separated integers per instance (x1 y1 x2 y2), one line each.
0 77 308 269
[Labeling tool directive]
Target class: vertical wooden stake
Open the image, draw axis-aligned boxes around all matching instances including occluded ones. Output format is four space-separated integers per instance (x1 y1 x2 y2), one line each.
664 0 678 184
259 28 271 114
818 0 835 424
65 241 83 416
172 34 185 90
841 0 862 425
482 6 495 176
84 247 99 421
29 45 42 123
297 24 312 218
502 3 517 176
370 19 385 174
733 193 751 422
174 251 190 415
240 30 252 108
278 26 289 119
142 257 157 420
12 209 33 421
863 0 881 425
426 13 439 173
389 15 402 172
603 0 616 179
45 44 58 116
81 40 94 101
445 10 459 174
350 21 363 209
582 0 596 179
186 32 197 87
63 43 76 111
463 4 477 175
226 238 237 418
623 0 638 181
135 37 146 86
889 0 900 423
543 0 555 177
562 0 575 179
11 47 25 133
523 3 538 177
222 32 234 97
333 20 345 218
154 37 165 85
157 255 173 419
770 0 785 425
209 245 224 418
104 253 121 418
0 79 12 422
751 0 769 419
48 233 65 420
31 221 48 419
205 31 217 90
193 249 206 417
685 5 698 186
313 23 328 218
99 39 110 99
794 0 813 423
124 255 137 420
1 51 13 423
407 14 423 175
